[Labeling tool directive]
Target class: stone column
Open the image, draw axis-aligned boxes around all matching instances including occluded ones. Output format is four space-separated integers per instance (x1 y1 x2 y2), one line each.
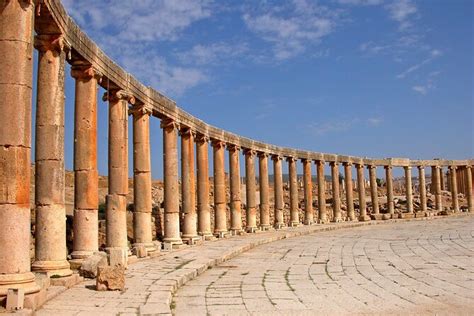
0 0 40 296
180 127 199 244
161 119 182 245
212 140 227 237
439 169 445 191
104 90 134 255
196 134 213 238
330 162 342 222
404 166 413 214
32 35 72 277
302 159 313 225
316 160 327 224
273 155 285 229
131 106 155 253
385 166 394 218
288 157 299 226
418 166 427 214
449 166 459 212
258 153 271 230
228 144 242 234
244 149 257 233
368 165 380 219
71 63 101 260
466 166 473 212
343 163 355 221
356 164 369 221
432 166 443 212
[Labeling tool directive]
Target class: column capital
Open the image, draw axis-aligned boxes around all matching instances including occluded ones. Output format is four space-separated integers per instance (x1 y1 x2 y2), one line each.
448 165 457 171
272 154 283 162
179 126 196 138
404 166 412 170
466 165 472 170
384 165 392 170
243 148 256 157
211 139 225 149
70 62 103 81
195 133 209 144
367 164 376 169
355 163 364 169
160 118 179 131
417 165 425 170
34 34 71 54
329 161 339 167
286 156 297 163
343 161 352 167
129 105 152 117
102 89 135 104
257 151 269 158
226 143 240 152
315 159 325 166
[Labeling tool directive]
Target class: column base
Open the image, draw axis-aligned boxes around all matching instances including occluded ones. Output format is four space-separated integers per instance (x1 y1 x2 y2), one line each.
318 218 328 224
0 272 41 297
303 219 314 225
181 236 203 245
382 213 392 220
230 229 244 236
414 211 428 218
358 215 371 222
259 224 272 231
274 223 286 230
370 214 384 221
31 260 73 278
399 212 415 219
246 226 258 233
214 231 230 238
70 250 95 260
162 237 183 245
289 221 300 227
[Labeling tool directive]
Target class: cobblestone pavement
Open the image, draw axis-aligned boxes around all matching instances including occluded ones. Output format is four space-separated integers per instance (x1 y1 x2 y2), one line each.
174 216 474 315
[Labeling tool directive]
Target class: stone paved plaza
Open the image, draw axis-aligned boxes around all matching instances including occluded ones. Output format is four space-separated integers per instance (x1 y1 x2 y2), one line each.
174 216 474 315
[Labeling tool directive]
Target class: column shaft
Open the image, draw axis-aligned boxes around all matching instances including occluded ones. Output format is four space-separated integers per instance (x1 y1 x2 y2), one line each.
0 0 39 296
385 166 394 216
288 158 299 226
344 163 355 221
228 145 242 233
368 165 379 217
331 162 342 222
466 166 473 212
132 108 155 252
196 135 212 237
244 150 257 232
449 166 459 212
432 166 443 212
105 90 132 252
302 159 313 225
162 119 182 244
212 141 227 235
180 128 198 243
71 63 101 260
259 153 270 230
316 160 327 223
418 166 427 213
404 166 413 213
273 156 285 228
356 164 369 221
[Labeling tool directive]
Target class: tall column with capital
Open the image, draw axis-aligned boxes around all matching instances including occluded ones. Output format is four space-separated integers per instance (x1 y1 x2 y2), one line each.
316 160 327 223
385 166 394 218
244 149 257 233
71 62 101 261
228 144 242 234
330 162 342 222
418 166 427 214
440 169 445 191
273 155 285 228
196 135 213 238
432 166 443 212
180 127 199 244
356 164 369 221
259 153 271 230
404 166 413 214
302 159 313 225
368 165 380 219
131 106 156 252
449 166 459 212
288 157 299 226
212 140 228 237
466 166 473 212
162 119 182 245
32 34 72 277
0 0 40 296
104 90 134 254
344 163 355 221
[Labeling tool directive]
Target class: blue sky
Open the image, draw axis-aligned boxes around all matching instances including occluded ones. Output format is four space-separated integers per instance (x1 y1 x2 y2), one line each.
39 0 473 179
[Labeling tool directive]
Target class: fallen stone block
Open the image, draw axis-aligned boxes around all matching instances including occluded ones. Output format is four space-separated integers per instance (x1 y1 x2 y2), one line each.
80 251 107 278
108 248 128 268
96 265 125 291
6 288 24 311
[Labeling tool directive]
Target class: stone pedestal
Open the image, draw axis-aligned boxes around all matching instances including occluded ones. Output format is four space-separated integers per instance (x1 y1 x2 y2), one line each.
196 135 212 238
273 155 285 229
228 145 242 233
212 140 228 236
70 62 101 261
316 160 327 224
288 157 299 226
32 34 72 277
344 163 355 221
244 149 257 232
105 90 134 254
0 0 40 296
330 162 342 222
449 166 459 212
368 165 379 219
258 153 271 230
302 159 313 225
132 107 156 252
356 164 370 221
161 119 182 245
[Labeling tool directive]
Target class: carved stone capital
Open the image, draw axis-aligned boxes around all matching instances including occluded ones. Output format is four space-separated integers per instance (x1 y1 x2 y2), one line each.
103 89 135 104
70 62 102 81
34 34 71 54
160 118 179 131
272 155 283 162
367 164 376 170
243 149 256 157
330 161 339 167
448 165 457 171
226 144 240 152
384 165 392 170
211 139 225 149
315 160 325 166
129 105 152 117
257 152 268 158
195 133 209 144
179 126 196 138
286 156 297 163
343 162 353 167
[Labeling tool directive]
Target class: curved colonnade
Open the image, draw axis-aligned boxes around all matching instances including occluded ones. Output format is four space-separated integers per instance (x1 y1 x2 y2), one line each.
0 0 473 304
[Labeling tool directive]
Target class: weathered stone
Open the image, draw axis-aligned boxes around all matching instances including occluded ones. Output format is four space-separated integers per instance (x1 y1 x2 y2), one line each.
6 288 24 311
96 265 125 291
80 252 108 279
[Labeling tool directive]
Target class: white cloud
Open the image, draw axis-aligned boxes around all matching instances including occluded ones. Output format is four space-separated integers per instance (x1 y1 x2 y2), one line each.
367 117 383 126
178 42 249 65
386 0 417 31
337 0 384 5
412 70 440 95
242 1 338 60
359 41 391 55
397 49 443 79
